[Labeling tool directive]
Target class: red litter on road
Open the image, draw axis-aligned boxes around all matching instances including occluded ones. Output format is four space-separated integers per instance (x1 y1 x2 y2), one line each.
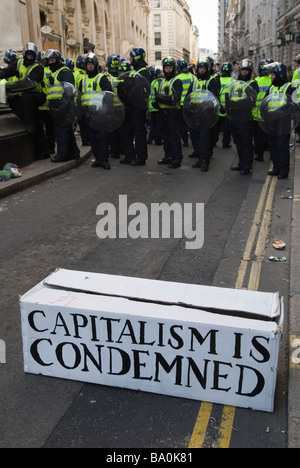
273 240 286 250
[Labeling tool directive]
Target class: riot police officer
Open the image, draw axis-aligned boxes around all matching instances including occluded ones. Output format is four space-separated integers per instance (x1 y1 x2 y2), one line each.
229 59 258 175
3 49 19 68
0 42 50 159
45 49 80 163
106 54 121 78
216 62 234 149
176 59 197 147
190 57 220 172
105 54 122 159
154 57 183 169
264 63 294 179
292 54 300 142
148 65 163 145
65 58 75 72
74 54 89 147
79 53 112 170
119 47 151 166
252 60 273 161
39 50 56 156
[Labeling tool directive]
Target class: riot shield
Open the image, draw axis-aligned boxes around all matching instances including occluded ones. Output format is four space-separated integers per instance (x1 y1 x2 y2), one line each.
259 93 300 136
226 80 257 123
183 89 220 131
48 82 81 124
84 91 125 133
117 71 150 110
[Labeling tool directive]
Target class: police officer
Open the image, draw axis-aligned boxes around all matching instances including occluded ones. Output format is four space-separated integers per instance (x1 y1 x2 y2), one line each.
190 57 220 172
229 59 258 175
65 58 75 72
148 65 163 145
292 54 300 82
45 49 80 163
155 57 183 169
74 55 86 88
176 59 197 147
119 47 151 166
39 50 56 156
79 52 112 170
252 60 273 161
105 54 122 159
292 54 300 142
74 54 89 147
106 54 121 79
264 63 294 179
217 62 234 149
0 42 50 160
3 49 19 69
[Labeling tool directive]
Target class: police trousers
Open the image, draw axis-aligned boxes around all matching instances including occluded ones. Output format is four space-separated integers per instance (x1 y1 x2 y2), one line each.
230 120 254 170
86 123 109 163
190 128 212 162
157 109 182 161
119 108 148 161
268 133 290 177
9 92 50 158
55 120 80 160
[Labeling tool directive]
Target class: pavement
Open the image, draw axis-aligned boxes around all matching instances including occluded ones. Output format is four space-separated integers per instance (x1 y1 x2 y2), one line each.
1 138 300 449
289 140 300 449
0 139 92 200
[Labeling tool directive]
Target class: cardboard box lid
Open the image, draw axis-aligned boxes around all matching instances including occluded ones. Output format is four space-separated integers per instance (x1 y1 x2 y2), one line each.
42 269 281 321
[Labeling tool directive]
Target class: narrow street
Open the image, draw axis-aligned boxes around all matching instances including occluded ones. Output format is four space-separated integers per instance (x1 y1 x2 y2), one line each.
0 141 292 448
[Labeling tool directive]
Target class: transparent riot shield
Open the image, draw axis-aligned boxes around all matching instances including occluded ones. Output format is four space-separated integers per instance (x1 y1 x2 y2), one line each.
259 92 300 137
48 82 81 124
117 71 150 110
84 91 125 133
227 80 257 123
183 89 220 131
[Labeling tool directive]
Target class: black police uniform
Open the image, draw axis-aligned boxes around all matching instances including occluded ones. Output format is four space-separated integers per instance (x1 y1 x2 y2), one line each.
264 74 294 179
119 57 151 166
189 66 221 172
155 65 183 168
229 69 259 175
0 56 50 159
48 64 80 163
78 64 112 169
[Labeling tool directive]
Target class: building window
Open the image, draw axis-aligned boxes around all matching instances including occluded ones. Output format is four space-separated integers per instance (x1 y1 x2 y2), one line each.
155 51 162 61
155 32 161 45
153 0 161 7
154 14 161 27
40 11 47 27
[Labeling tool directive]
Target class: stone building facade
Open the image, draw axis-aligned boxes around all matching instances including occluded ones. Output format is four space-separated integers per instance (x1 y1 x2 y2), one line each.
0 0 198 68
0 0 150 66
219 0 300 69
148 0 199 66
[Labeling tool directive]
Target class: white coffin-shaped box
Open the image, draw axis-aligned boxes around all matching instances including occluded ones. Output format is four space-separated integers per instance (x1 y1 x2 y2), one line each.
20 269 284 413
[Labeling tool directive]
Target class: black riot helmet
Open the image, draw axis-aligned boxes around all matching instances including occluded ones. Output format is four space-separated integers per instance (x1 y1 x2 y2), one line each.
45 49 64 72
23 42 38 65
84 53 99 77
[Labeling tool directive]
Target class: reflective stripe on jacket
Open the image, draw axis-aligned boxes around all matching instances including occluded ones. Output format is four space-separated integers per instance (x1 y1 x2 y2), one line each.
17 59 42 92
253 75 271 121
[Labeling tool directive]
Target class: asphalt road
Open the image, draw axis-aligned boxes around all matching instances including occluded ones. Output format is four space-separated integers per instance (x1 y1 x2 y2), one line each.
0 141 292 448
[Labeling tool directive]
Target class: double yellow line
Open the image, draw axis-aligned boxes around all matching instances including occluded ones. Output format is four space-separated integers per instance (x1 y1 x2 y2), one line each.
189 173 278 449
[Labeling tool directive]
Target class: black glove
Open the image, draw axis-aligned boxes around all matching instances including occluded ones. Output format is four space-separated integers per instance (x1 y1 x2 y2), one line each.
49 76 55 85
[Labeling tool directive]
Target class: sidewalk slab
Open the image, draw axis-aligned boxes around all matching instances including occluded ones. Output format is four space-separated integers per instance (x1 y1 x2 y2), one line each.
0 142 92 200
289 142 300 448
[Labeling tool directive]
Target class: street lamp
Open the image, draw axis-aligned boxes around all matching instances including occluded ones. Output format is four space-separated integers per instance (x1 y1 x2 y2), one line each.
285 32 294 43
276 37 284 47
